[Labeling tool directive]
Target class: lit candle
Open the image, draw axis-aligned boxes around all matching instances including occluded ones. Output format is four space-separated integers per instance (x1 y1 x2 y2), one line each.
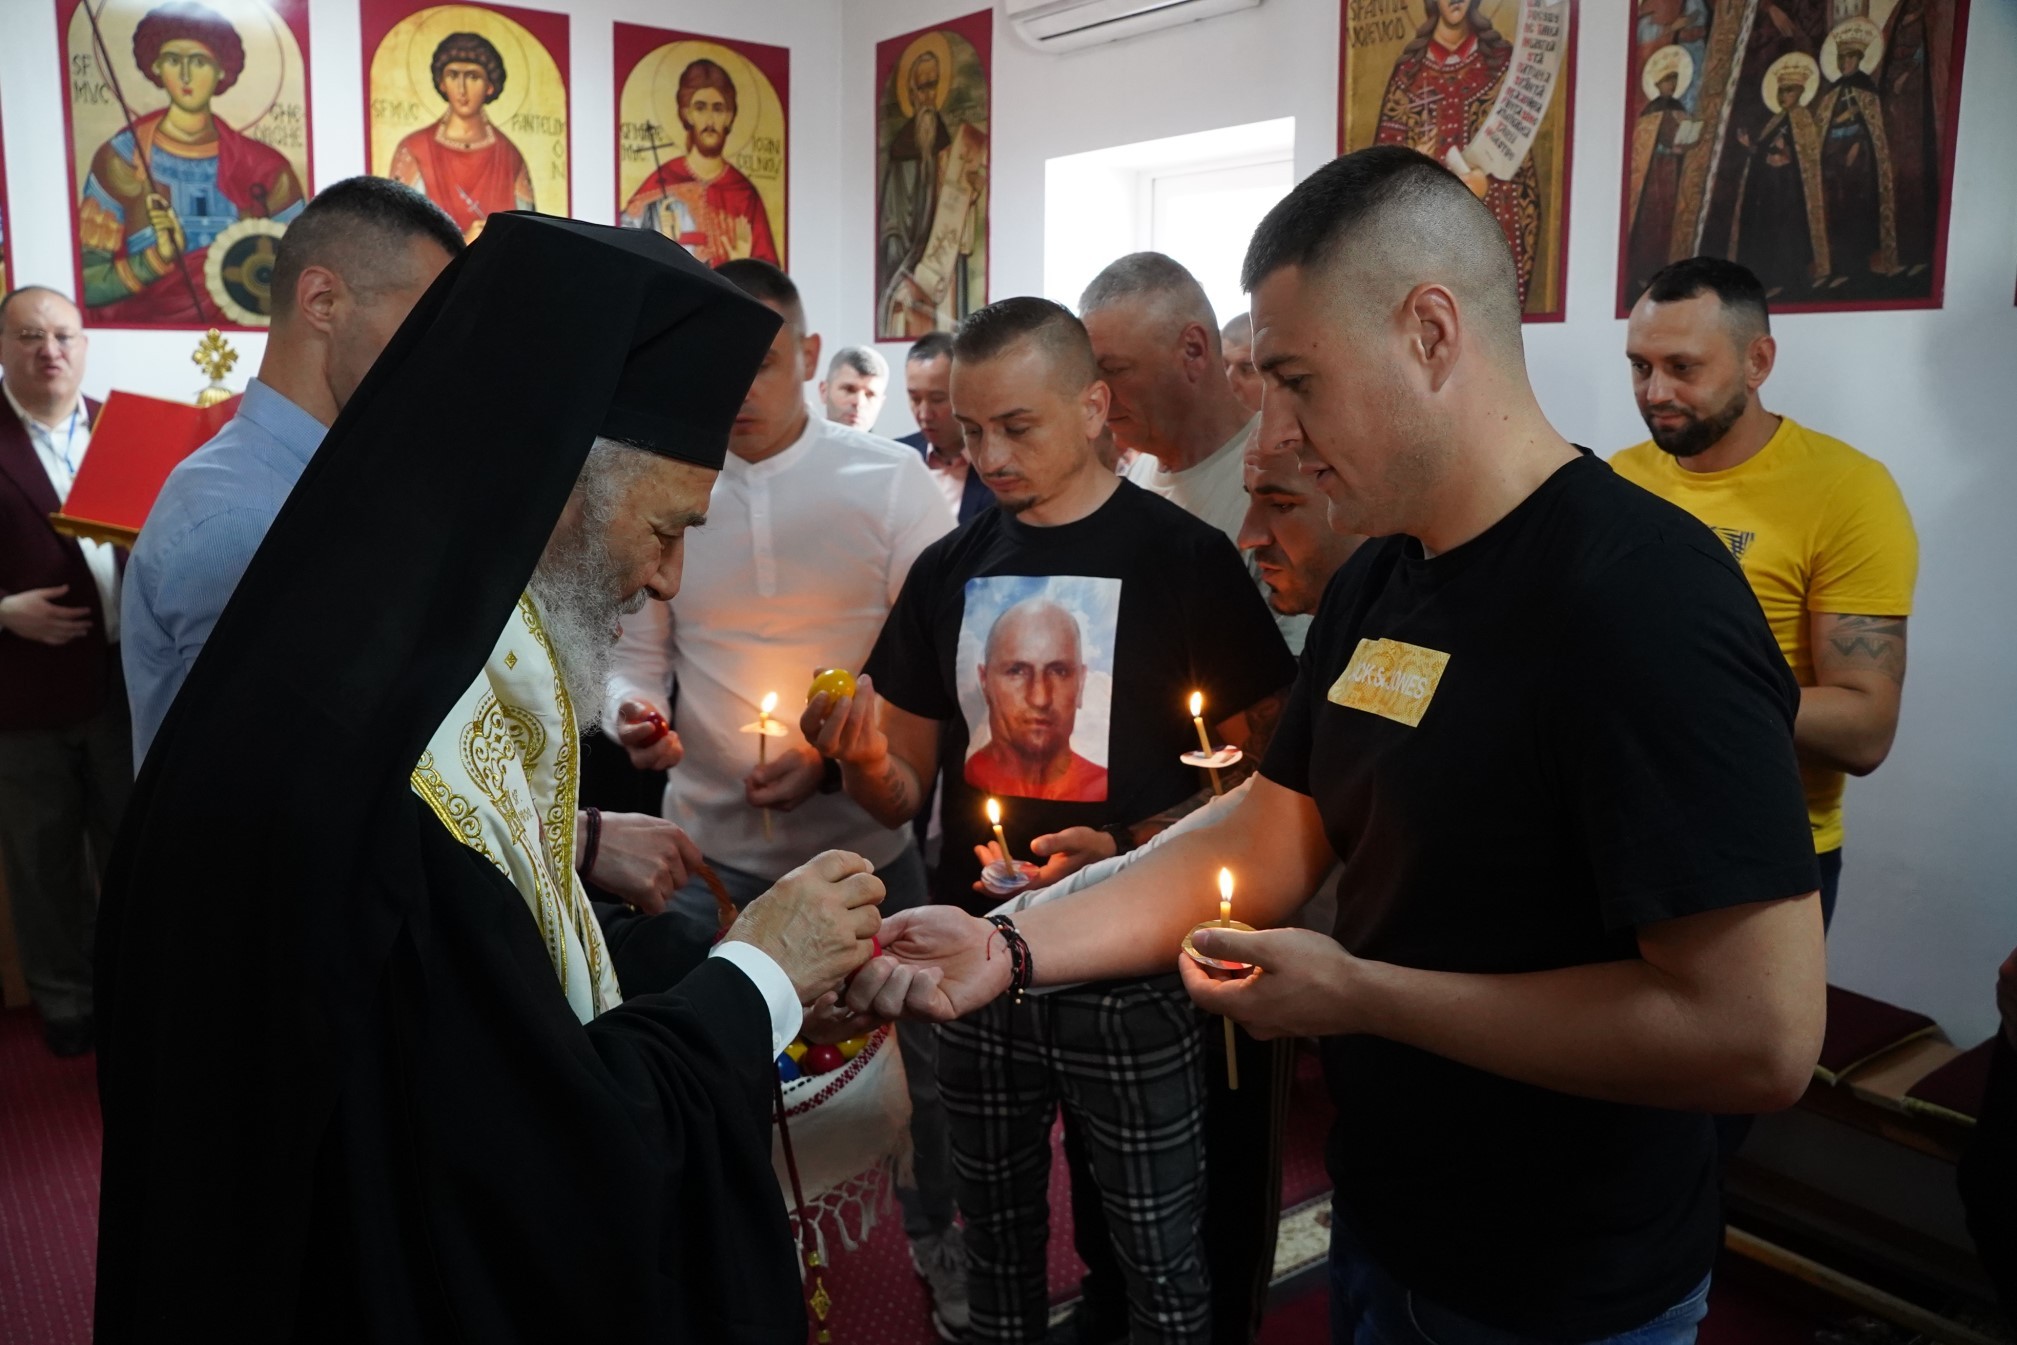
1189 691 1224 796
758 692 779 838
1218 865 1240 1090
986 797 1012 861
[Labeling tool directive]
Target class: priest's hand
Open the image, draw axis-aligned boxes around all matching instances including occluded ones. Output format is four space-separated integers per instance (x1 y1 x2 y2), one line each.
615 699 683 771
0 585 93 645
1177 926 1357 1040
583 811 699 916
843 905 1010 1023
726 850 885 1004
747 744 824 813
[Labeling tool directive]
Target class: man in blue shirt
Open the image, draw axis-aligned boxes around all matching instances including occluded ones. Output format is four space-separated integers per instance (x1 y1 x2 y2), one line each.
124 177 463 763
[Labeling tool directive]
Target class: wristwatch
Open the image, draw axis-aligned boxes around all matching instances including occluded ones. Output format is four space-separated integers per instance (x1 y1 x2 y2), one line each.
1098 822 1136 857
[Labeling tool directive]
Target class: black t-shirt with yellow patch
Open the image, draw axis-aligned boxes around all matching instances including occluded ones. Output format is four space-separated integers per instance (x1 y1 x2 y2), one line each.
1263 452 1818 1338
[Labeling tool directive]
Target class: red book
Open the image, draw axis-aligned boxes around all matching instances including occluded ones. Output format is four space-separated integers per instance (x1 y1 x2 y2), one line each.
49 391 241 548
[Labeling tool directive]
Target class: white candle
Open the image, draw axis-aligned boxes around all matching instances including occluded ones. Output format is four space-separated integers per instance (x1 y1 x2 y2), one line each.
1218 867 1234 927
986 797 1011 861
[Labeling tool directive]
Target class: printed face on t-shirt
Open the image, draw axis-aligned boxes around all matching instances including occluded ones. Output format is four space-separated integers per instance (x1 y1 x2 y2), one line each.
957 575 1118 802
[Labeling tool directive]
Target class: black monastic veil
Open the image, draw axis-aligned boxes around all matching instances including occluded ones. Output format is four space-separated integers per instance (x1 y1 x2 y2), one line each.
93 213 806 1342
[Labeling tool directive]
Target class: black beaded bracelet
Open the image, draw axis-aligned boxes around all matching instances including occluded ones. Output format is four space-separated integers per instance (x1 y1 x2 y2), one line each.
578 806 602 879
985 914 1034 1005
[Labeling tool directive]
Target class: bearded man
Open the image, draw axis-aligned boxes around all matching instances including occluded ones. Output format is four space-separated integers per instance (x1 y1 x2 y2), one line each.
93 213 887 1342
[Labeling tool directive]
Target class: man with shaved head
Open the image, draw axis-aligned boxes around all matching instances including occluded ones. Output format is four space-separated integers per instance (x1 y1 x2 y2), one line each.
1081 251 1309 656
1220 311 1262 416
805 296 1292 1342
861 146 1827 1345
966 597 1104 800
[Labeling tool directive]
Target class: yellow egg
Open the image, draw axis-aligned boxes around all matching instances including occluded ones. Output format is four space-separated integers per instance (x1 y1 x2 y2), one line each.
836 1036 870 1061
785 1041 808 1062
807 668 857 704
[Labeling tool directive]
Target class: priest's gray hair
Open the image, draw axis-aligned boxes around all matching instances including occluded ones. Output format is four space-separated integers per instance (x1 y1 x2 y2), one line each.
1078 251 1222 354
528 436 658 730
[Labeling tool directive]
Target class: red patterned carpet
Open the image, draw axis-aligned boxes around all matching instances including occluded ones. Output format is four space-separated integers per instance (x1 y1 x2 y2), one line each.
0 1010 100 1345
0 1011 1837 1345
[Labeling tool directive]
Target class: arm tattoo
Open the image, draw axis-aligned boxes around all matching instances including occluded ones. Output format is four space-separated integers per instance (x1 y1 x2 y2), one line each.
1238 690 1287 764
863 754 920 823
1823 614 1907 684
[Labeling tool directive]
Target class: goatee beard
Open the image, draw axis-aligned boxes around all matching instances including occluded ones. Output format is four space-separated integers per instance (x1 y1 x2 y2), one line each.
527 517 645 731
1646 388 1747 459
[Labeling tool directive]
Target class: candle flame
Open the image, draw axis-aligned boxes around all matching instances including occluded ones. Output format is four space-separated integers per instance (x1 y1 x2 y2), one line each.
986 797 1002 825
1189 691 1203 718
760 691 779 716
1218 867 1234 902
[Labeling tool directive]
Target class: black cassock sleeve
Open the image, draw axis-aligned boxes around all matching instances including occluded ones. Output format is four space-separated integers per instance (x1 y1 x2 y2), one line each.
295 800 804 1345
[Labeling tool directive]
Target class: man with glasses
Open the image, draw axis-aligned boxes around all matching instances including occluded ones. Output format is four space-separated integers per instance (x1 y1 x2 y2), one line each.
0 286 125 1057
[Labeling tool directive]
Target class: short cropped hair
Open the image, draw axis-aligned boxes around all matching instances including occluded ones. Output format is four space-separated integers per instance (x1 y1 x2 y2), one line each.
1221 311 1252 346
270 177 464 318
1242 144 1522 351
907 331 954 365
135 2 245 95
952 296 1097 390
828 345 888 380
1641 256 1771 337
432 32 506 102
1079 251 1217 327
716 258 805 332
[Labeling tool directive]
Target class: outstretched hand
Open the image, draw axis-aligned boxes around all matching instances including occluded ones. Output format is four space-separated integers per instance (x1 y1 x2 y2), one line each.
969 826 1115 893
841 905 1010 1022
1177 926 1359 1041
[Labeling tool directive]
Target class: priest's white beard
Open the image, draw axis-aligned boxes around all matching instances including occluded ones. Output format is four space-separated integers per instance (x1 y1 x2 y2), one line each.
528 439 654 730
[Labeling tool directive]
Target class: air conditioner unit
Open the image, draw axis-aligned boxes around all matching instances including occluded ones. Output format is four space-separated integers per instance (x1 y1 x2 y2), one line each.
1002 0 1262 54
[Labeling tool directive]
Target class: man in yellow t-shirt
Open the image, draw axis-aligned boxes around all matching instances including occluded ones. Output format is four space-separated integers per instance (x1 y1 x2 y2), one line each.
1615 257 1916 929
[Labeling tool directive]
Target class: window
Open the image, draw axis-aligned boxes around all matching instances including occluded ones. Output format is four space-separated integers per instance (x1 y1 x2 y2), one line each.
1045 118 1294 324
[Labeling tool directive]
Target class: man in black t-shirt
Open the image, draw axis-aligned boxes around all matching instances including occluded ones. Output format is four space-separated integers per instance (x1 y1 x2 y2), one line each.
852 149 1826 1345
803 298 1294 1343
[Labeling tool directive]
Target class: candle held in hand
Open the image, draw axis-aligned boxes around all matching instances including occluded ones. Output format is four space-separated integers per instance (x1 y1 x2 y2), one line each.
986 797 1011 860
1217 865 1239 1090
1189 691 1215 758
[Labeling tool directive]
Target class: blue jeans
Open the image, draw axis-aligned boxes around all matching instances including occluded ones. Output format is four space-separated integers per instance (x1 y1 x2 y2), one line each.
1327 1225 1710 1345
670 846 957 1242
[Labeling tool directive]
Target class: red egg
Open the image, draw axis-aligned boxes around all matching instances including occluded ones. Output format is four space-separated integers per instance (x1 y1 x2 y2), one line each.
802 1044 845 1075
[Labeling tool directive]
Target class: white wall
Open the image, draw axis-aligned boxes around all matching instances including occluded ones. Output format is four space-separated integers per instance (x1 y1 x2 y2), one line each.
5 0 2012 1041
836 0 2017 1044
0 0 844 402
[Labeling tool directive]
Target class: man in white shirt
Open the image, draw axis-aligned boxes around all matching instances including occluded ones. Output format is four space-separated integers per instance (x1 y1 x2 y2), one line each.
818 344 889 430
1081 251 1311 655
0 287 126 1056
603 260 969 1341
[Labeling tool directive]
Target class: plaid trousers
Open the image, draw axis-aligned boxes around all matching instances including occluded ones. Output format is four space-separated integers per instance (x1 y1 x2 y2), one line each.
939 973 1211 1344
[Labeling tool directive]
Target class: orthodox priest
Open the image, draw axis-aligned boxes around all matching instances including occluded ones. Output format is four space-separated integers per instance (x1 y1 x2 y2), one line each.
93 213 886 1342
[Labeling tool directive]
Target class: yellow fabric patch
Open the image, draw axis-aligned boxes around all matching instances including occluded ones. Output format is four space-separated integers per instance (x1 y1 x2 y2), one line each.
1327 638 1451 728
